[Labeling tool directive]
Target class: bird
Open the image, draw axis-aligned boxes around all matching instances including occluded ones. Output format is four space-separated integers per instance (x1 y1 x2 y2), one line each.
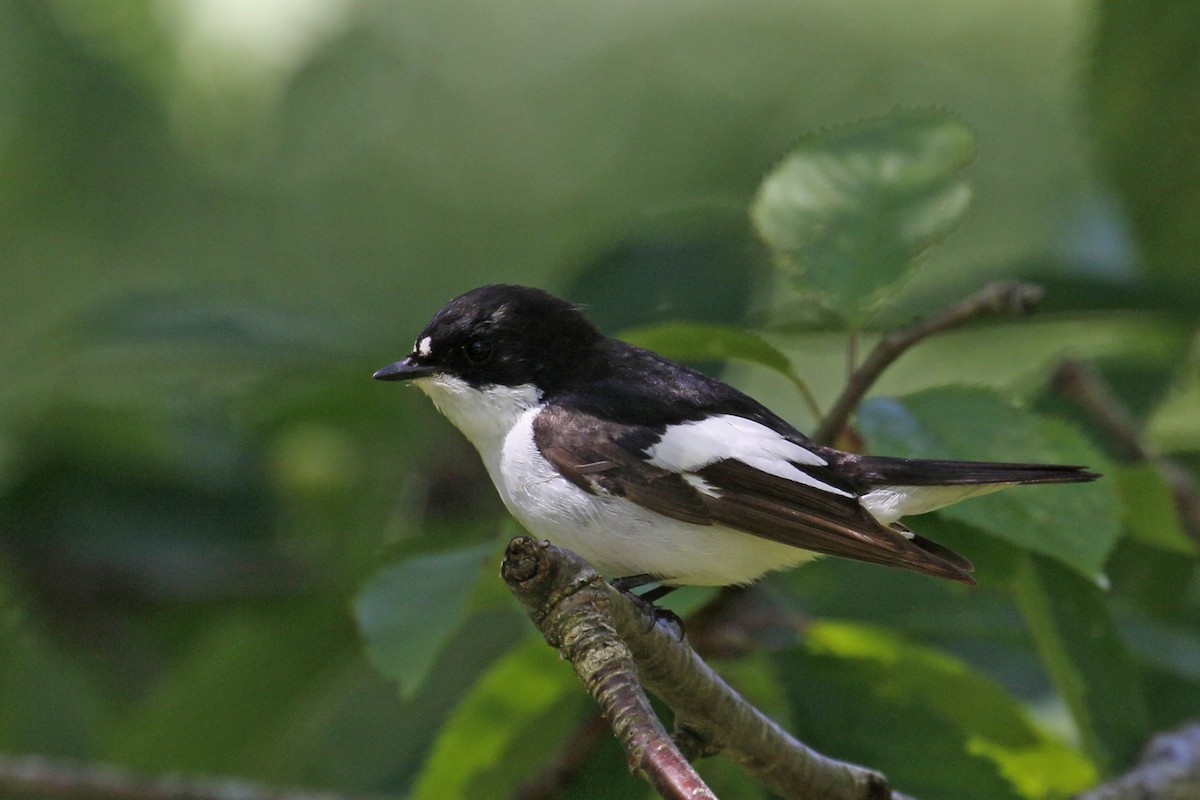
374 284 1097 592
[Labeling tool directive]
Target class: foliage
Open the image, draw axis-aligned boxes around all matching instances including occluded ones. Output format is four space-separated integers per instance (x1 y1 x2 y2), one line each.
2 3 1199 800
751 110 974 325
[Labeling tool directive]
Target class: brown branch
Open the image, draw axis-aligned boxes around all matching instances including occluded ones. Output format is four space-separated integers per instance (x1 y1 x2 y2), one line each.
502 537 716 800
0 754 370 800
1053 360 1200 545
502 536 913 800
813 281 1045 445
1075 723 1200 800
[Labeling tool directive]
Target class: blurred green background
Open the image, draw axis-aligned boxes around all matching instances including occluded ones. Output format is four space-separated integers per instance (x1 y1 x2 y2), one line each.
2 1 1199 798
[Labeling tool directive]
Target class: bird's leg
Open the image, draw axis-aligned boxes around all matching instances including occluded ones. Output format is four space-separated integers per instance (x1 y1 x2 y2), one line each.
610 574 685 640
609 573 659 593
673 722 720 762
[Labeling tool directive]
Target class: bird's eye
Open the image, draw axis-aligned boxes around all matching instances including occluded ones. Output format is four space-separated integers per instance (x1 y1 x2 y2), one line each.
463 337 493 364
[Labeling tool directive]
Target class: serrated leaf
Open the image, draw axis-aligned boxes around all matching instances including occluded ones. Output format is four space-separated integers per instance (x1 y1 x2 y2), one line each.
411 636 585 800
858 386 1120 579
354 543 494 697
1012 555 1148 773
752 109 974 323
776 621 1096 800
1113 463 1198 554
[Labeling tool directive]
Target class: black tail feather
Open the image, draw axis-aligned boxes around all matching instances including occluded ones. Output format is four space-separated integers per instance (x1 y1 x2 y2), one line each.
843 455 1100 487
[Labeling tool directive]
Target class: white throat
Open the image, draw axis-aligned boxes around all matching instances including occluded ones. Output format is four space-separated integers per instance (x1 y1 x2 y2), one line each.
414 374 543 474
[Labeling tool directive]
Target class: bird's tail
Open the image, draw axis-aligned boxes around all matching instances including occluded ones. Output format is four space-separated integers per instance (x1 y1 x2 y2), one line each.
847 455 1099 487
839 455 1099 525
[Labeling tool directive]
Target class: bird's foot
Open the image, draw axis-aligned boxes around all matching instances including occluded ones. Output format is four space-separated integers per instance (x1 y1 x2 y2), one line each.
609 574 685 640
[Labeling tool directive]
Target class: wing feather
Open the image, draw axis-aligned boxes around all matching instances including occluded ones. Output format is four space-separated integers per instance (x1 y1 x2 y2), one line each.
533 406 975 584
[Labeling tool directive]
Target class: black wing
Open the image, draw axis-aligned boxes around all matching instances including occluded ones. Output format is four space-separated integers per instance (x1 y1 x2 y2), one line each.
532 404 975 584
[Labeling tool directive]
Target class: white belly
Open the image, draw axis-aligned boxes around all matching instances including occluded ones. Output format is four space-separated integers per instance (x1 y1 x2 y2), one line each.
494 408 815 586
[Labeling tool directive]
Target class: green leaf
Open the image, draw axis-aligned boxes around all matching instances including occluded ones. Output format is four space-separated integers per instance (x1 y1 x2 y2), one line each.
776 621 1096 800
411 636 587 800
354 543 495 697
1090 0 1200 290
751 108 974 323
858 386 1120 579
1113 464 1198 555
1012 555 1148 773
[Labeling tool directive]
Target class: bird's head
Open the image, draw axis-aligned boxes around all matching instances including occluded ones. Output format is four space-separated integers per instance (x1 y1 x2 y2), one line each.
373 284 603 393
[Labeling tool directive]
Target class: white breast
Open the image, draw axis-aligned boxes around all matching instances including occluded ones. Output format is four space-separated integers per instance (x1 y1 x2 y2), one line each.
414 375 543 479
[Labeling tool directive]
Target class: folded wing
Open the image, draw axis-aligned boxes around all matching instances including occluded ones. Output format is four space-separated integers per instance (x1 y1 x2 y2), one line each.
533 406 977 584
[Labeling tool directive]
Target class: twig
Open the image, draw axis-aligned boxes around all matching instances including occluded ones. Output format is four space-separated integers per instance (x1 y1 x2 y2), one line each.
0 754 369 800
1052 360 1149 462
813 281 1045 445
1074 723 1200 800
1054 360 1200 545
502 537 716 800
502 536 913 800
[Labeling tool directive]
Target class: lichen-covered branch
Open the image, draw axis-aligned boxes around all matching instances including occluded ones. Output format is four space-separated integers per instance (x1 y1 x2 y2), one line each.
501 537 717 800
502 536 913 800
1075 723 1200 800
814 281 1045 445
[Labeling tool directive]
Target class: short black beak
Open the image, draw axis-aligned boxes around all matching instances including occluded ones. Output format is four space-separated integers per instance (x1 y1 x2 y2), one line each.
373 357 438 381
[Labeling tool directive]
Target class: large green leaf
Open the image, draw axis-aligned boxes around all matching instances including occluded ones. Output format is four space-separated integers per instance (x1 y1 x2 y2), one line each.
776 621 1095 800
858 386 1120 579
355 543 495 697
751 108 974 324
410 636 587 800
1012 555 1148 774
1090 0 1200 289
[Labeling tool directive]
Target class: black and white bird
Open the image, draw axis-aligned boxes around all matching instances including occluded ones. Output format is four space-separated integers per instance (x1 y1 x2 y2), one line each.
374 285 1097 589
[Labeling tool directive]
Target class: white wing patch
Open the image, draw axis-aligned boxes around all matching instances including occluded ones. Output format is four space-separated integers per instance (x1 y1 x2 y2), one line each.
646 414 852 497
860 483 1010 524
682 473 721 498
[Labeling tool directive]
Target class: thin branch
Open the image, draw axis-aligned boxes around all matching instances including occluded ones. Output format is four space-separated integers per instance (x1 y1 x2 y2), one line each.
1054 360 1200 545
1075 723 1200 800
502 536 913 800
1052 360 1150 462
502 538 716 800
0 754 369 800
813 281 1045 445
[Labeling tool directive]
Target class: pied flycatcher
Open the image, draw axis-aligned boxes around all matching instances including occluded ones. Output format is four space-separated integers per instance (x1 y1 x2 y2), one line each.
374 285 1096 588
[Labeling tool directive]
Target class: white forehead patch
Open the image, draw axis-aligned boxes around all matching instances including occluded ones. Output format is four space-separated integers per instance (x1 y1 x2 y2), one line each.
417 337 432 357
